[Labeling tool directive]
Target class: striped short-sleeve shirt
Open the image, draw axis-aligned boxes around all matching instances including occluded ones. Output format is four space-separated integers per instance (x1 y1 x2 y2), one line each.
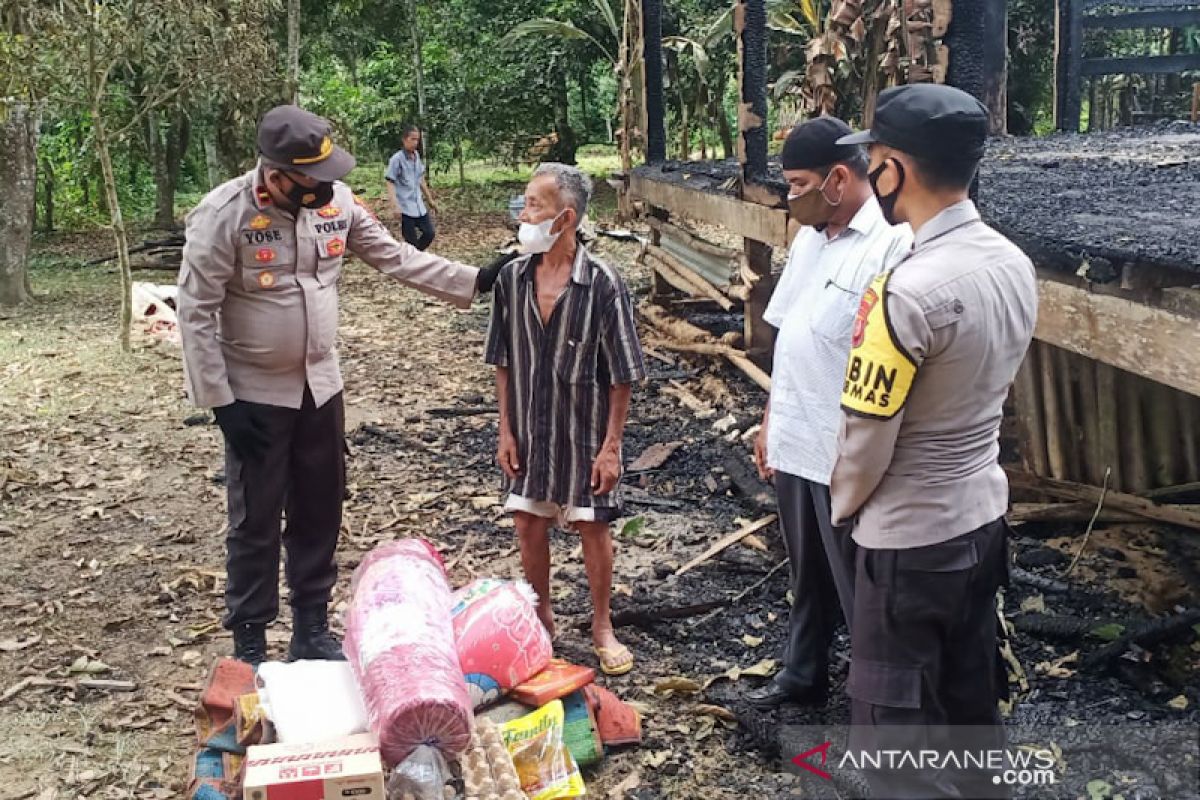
484 245 646 511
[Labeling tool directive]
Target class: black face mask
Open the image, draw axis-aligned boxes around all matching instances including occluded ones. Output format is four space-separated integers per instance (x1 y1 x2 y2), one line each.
869 158 905 226
278 173 335 210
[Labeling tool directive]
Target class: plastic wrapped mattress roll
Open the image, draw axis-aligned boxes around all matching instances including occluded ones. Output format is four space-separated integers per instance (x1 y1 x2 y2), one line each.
344 539 472 765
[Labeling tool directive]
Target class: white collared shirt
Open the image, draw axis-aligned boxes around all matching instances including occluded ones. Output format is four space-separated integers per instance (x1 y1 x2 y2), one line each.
764 196 913 483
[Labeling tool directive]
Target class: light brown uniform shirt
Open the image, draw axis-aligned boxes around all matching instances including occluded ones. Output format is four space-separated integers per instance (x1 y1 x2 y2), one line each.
830 200 1038 549
178 166 478 410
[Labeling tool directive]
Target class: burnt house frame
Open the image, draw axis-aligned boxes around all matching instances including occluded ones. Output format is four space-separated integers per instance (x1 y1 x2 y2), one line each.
628 0 1200 495
1055 0 1200 132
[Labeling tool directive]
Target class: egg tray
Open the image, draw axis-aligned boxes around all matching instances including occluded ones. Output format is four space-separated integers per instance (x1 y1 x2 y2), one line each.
460 718 525 800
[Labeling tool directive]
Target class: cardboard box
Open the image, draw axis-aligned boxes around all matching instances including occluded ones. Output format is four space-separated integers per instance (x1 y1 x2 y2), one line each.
243 732 385 800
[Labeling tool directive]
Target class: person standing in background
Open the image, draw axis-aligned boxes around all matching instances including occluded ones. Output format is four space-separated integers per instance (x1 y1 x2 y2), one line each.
386 124 438 250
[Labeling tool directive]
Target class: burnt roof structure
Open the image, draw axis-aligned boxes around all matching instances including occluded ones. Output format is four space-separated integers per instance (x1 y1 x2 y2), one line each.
979 122 1200 277
636 120 1200 277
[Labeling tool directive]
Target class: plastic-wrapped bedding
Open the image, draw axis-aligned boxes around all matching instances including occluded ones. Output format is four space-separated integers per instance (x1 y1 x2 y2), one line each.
344 539 472 765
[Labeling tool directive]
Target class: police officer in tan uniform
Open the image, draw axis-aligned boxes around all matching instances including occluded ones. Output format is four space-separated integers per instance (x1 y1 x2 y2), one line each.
831 86 1038 797
178 106 504 665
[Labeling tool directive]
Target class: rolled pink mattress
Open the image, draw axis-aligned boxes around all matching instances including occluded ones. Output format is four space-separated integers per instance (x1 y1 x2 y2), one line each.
344 538 472 764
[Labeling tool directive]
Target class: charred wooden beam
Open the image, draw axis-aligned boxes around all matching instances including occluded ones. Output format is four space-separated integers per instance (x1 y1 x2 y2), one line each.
1082 53 1200 76
735 0 768 183
641 0 667 164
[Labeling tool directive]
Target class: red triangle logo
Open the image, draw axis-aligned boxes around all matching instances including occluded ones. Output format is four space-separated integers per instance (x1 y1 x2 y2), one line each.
791 741 833 780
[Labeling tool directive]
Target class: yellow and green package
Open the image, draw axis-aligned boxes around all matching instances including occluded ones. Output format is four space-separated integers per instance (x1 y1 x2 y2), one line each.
500 699 586 799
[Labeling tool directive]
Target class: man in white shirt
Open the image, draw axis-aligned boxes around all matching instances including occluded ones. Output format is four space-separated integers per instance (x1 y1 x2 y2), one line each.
746 117 913 709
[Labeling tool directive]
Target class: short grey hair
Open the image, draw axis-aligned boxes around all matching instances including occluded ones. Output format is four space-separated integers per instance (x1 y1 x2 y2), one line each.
533 162 592 221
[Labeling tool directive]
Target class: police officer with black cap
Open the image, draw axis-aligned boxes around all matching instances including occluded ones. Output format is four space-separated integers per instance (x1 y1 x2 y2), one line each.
178 105 510 666
829 85 1037 796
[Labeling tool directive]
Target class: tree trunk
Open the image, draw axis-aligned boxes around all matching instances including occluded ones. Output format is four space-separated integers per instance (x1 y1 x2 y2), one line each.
405 0 429 160
0 102 37 306
715 91 734 160
204 131 223 189
579 65 591 143
549 66 578 165
40 155 54 233
456 138 465 187
286 0 301 104
153 110 190 229
92 111 134 352
216 104 250 177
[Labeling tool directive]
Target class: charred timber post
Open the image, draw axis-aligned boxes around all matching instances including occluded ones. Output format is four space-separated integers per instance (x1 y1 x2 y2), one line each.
736 0 769 181
1054 0 1084 131
944 0 1008 135
641 0 667 164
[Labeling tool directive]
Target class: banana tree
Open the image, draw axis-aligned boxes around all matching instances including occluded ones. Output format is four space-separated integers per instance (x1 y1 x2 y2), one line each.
504 0 644 216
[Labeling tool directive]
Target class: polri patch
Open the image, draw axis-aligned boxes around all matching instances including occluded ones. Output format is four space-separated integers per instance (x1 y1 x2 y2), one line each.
327 237 345 257
254 247 276 263
249 214 271 230
841 270 917 420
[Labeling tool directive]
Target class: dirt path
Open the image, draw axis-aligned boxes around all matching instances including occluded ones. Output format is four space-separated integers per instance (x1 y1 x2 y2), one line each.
2 206 1198 800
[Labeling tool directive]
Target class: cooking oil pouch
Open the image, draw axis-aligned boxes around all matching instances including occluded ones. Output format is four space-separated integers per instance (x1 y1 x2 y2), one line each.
499 700 586 799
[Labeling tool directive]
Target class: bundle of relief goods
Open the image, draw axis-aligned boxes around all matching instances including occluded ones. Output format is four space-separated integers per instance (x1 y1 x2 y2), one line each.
343 539 472 764
451 578 553 708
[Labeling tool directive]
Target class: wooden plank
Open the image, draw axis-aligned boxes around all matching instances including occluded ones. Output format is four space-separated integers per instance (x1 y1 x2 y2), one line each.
744 239 775 367
1178 392 1200 480
1147 381 1179 487
1082 54 1200 76
1083 0 1200 11
642 304 772 391
646 247 735 311
631 173 789 247
1084 9 1200 29
1118 370 1151 492
1038 342 1069 479
1010 502 1200 524
1006 469 1200 532
1095 362 1122 490
1058 347 1084 481
1033 275 1200 398
646 217 741 260
1011 350 1050 476
675 515 778 576
1076 355 1103 486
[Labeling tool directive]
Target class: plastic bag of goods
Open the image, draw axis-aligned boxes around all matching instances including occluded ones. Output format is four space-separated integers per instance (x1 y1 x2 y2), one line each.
452 578 554 708
255 660 369 744
344 539 472 765
500 700 586 800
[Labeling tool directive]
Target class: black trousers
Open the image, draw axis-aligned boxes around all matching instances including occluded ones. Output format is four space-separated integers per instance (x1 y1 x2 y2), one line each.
847 518 1011 799
775 473 857 694
401 213 436 251
223 388 345 628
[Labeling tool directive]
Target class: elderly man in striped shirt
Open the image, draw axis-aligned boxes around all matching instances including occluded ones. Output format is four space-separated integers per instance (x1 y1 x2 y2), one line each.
484 163 646 676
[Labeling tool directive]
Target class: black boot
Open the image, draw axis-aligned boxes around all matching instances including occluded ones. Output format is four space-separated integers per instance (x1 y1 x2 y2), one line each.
288 604 346 661
232 623 267 666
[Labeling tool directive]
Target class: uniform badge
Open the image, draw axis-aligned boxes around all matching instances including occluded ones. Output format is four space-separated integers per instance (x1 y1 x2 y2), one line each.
840 270 918 420
258 271 277 289
249 214 271 230
317 206 341 218
327 237 345 257
352 193 378 221
255 186 272 206
255 247 276 263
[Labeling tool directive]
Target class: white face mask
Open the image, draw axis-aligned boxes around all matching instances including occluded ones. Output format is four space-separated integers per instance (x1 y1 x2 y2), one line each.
518 211 565 254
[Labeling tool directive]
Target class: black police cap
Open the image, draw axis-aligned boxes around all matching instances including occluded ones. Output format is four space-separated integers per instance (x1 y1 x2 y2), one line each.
837 84 988 162
257 105 356 182
781 116 860 171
